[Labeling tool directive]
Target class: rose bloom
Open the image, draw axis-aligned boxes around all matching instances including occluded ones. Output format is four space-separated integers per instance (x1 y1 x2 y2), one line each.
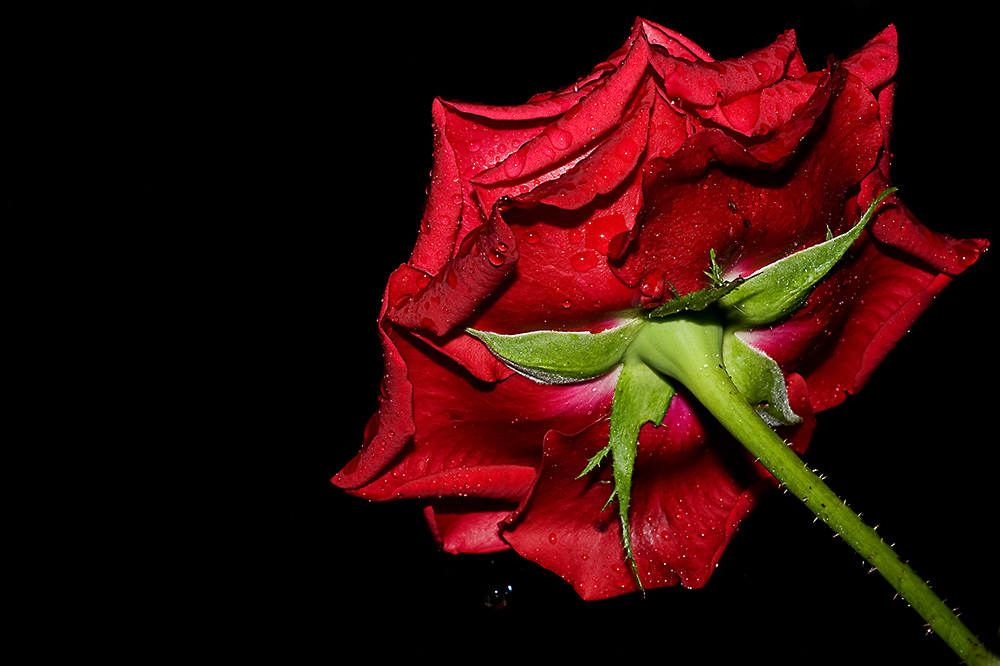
332 18 986 600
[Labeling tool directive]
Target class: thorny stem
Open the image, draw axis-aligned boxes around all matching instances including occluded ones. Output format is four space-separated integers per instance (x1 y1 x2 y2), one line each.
636 312 997 665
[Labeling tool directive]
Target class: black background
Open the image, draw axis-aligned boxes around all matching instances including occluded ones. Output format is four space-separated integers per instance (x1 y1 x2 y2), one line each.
15 1 994 662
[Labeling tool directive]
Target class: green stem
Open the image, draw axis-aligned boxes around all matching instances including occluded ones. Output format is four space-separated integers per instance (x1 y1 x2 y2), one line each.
636 313 997 665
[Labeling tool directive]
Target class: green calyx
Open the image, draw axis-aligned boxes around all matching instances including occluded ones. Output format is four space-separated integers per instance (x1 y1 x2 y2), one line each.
716 187 896 327
467 189 895 589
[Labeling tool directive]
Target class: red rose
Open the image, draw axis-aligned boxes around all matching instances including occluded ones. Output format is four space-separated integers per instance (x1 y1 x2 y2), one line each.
332 18 986 600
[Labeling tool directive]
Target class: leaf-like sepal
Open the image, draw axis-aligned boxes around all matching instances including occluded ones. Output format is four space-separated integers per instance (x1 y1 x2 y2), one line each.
723 330 801 426
606 358 675 589
467 319 643 384
718 188 896 328
646 278 745 318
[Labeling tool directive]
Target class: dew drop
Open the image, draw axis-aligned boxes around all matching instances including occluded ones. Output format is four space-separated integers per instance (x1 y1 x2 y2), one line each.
570 249 601 273
752 61 771 81
504 151 526 178
545 126 573 150
548 532 558 544
561 299 573 309
523 231 541 245
615 138 638 162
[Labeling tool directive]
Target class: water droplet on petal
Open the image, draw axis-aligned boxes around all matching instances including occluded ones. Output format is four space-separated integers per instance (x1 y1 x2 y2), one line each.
504 151 526 178
615 138 638 162
570 249 601 273
545 126 573 150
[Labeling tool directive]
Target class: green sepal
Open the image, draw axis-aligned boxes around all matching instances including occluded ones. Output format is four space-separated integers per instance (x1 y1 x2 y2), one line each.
718 187 896 328
723 330 801 426
646 278 745 318
467 319 643 384
605 358 675 589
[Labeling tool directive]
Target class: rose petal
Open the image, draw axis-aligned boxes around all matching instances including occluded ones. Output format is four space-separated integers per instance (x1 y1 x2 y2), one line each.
466 201 641 334
738 229 964 412
861 180 989 276
342 331 617 501
516 83 655 210
651 30 804 108
613 71 882 307
842 25 899 92
702 71 826 138
389 207 518 336
409 99 465 275
331 318 414 490
638 18 714 62
423 504 517 554
502 393 767 599
471 28 653 211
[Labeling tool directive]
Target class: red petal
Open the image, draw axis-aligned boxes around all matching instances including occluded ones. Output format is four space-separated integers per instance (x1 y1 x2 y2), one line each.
516 83 655 210
700 71 826 138
781 372 816 455
423 504 515 554
388 207 518 337
638 18 714 62
331 317 414 490
502 425 637 599
340 331 617 502
842 25 899 92
650 30 804 107
409 99 465 275
471 28 653 213
861 179 989 276
502 393 768 599
739 229 968 412
466 202 641 334
614 71 882 307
